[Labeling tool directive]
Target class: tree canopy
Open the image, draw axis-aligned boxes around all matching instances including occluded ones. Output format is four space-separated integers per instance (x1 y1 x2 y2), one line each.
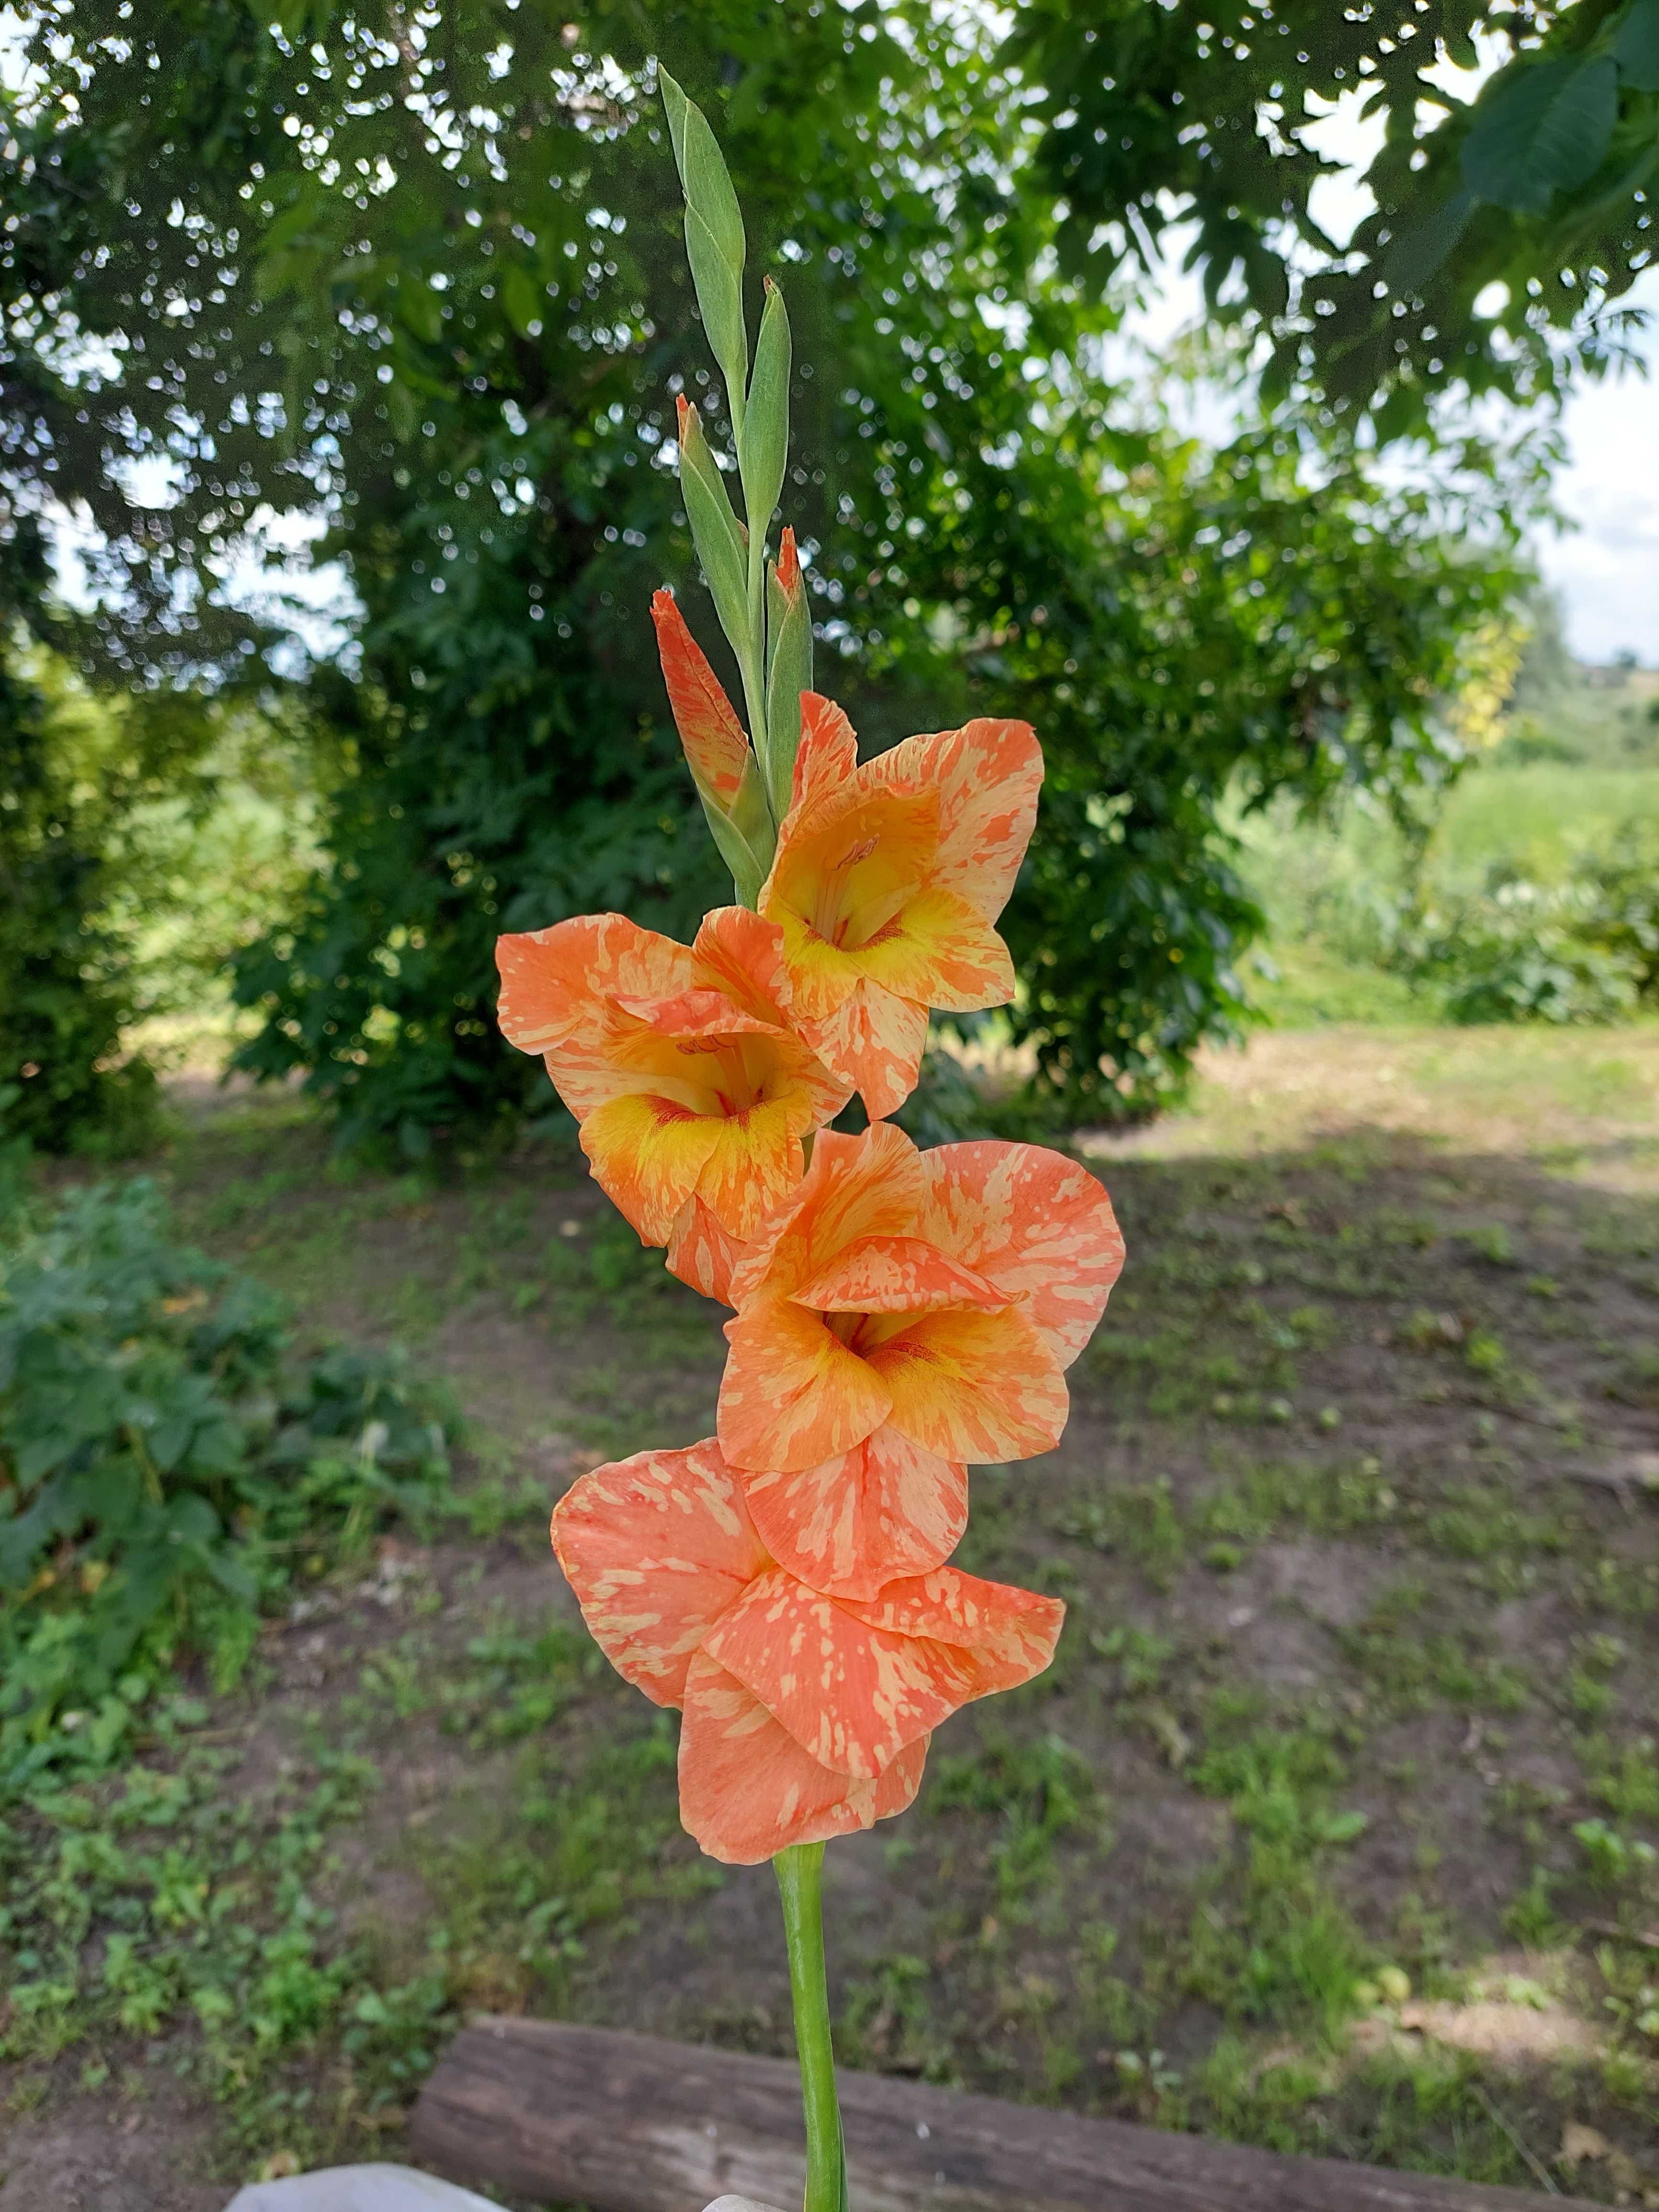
2 2 1529 1149
1007 0 1659 441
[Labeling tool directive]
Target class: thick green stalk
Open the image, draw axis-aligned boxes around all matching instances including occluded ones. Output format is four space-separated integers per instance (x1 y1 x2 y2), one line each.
774 1843 847 2212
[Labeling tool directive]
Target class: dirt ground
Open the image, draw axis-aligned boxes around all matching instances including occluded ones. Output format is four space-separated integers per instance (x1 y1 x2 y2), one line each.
3 1023 1658 2209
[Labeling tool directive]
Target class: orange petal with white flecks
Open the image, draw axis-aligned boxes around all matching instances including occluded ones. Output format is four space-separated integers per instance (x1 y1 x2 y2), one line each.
550 1441 767 1706
719 1294 892 1473
789 692 860 811
702 1565 1060 1781
666 1195 748 1305
840 885 1016 1015
740 1431 967 1602
920 1141 1125 1365
678 1651 926 1863
863 719 1041 922
730 1121 927 1309
652 589 750 807
790 1236 1004 1316
579 1091 728 1246
868 1305 1069 1464
839 1564 1065 1689
795 984 931 1123
496 915 697 1114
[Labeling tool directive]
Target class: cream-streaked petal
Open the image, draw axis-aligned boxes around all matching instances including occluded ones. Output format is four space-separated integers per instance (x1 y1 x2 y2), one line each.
677 1650 882 1865
496 915 697 1115
867 1305 1069 1465
701 1569 991 1781
788 692 860 812
839 1564 1065 1693
579 1092 725 1245
920 1142 1126 1365
796 982 930 1123
549 1441 766 1705
729 1121 926 1308
848 885 1016 1015
863 719 1041 922
741 1431 967 1602
664 1195 748 1305
789 1235 1005 1316
719 1294 892 1473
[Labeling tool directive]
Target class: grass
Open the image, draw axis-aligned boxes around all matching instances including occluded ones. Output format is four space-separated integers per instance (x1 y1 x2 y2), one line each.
4 1019 1659 2204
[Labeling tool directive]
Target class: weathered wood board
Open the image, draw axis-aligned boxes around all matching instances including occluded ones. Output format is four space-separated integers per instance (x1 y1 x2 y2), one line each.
411 2018 1591 2212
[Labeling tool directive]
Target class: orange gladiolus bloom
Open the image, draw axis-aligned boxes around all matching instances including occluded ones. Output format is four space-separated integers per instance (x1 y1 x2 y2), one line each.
757 698 1042 1119
496 907 852 1300
551 1438 1064 1864
719 1121 1124 1497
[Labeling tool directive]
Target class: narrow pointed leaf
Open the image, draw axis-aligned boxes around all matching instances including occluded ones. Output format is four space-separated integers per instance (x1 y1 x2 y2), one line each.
661 70 748 401
678 401 751 655
741 279 791 538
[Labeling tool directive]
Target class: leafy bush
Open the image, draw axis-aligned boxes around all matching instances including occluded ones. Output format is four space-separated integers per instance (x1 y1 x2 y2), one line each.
1402 879 1644 1026
0 1173 455 1787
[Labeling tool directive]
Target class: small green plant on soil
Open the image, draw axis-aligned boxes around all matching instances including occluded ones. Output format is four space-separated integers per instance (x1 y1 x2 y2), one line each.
0 1169 456 1785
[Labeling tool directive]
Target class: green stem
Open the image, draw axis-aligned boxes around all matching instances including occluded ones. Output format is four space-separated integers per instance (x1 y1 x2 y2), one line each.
774 1842 847 2212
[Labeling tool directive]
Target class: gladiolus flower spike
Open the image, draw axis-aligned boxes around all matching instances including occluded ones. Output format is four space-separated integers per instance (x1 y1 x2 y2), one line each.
494 76 1127 2212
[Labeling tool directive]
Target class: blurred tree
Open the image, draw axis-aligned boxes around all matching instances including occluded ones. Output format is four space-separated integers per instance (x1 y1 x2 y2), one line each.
3 1 1522 1147
1006 0 1659 442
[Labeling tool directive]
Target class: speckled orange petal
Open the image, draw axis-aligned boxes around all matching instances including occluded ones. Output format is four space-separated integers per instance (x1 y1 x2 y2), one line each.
579 1092 726 1245
549 1441 767 1706
789 692 859 811
496 916 697 1115
698 1574 943 1781
790 1236 1004 1316
795 984 930 1123
740 1432 968 1602
665 1195 748 1305
690 907 796 1028
690 1098 817 1242
730 1121 926 1309
678 1651 924 1864
719 1294 892 1473
868 1305 1069 1464
763 783 941 1020
838 1565 1065 1692
864 719 1041 922
843 885 1016 1015
652 589 750 808
920 1142 1126 1365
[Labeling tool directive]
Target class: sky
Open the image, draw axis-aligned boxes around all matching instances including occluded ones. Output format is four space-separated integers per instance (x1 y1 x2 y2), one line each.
1535 305 1659 663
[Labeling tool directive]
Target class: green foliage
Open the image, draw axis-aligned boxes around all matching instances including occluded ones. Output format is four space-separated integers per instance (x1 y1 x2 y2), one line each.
1006 1 1659 438
0 545 160 1154
4 2 1525 1148
0 1175 454 1785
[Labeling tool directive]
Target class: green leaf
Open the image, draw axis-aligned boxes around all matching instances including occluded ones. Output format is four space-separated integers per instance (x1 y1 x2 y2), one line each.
741 279 791 539
1461 54 1620 214
501 264 543 338
396 278 445 345
1380 191 1474 298
763 557 812 820
1615 0 1659 91
685 206 748 405
661 70 748 401
678 406 751 660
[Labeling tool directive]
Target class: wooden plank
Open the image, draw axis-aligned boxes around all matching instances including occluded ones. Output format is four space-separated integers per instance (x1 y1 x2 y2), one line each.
410 2018 1588 2212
